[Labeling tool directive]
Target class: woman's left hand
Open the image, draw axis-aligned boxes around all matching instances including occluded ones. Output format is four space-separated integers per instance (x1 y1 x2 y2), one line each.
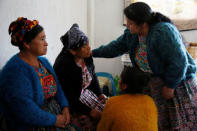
98 94 108 104
62 107 70 126
162 86 174 99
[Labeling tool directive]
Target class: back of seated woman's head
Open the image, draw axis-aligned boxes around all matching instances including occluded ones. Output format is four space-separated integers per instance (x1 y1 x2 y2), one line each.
8 17 43 50
120 66 150 94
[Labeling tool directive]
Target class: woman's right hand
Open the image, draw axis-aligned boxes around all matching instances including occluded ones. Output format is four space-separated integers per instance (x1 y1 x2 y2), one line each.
55 114 66 128
90 109 101 120
62 107 70 126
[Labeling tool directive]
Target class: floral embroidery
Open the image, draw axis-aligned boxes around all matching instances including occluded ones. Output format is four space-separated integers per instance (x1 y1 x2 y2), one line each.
135 36 152 73
33 62 57 99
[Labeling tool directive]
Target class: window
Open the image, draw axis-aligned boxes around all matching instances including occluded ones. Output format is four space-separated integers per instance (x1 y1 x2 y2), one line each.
124 0 197 31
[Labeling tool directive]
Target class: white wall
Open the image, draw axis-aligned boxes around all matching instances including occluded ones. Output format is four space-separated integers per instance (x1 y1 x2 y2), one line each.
0 0 87 69
93 0 125 76
181 30 197 43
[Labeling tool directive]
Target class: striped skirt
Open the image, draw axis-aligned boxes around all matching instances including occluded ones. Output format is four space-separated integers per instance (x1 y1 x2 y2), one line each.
144 77 197 131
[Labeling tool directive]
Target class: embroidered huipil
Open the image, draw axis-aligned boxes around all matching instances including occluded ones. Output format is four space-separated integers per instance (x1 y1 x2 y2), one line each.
78 60 104 112
33 62 57 99
135 36 152 73
77 60 92 92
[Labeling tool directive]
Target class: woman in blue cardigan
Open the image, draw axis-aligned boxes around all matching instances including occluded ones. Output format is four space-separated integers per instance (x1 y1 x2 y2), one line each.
93 2 197 130
0 17 75 131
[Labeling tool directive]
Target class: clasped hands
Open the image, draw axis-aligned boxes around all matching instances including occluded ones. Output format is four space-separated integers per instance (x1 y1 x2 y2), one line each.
55 94 107 128
55 107 70 128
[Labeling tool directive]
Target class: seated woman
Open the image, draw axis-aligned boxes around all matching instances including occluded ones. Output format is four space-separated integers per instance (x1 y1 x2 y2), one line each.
53 24 106 130
97 66 158 131
0 17 74 131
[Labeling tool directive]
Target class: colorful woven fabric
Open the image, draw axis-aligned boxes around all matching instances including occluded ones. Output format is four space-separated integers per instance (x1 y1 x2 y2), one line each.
135 36 152 73
8 17 39 46
33 62 57 99
78 61 104 112
144 77 197 130
79 89 104 112
77 60 92 90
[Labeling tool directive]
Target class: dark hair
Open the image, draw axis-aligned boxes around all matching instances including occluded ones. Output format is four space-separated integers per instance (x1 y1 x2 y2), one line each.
14 25 43 50
124 2 173 26
24 25 43 43
120 66 150 94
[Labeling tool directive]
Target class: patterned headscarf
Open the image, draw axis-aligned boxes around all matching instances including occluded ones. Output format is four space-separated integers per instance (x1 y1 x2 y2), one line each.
60 23 88 50
8 17 39 47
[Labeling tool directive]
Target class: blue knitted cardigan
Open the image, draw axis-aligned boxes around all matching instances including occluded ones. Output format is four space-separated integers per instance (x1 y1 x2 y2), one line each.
0 54 69 130
93 22 197 89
